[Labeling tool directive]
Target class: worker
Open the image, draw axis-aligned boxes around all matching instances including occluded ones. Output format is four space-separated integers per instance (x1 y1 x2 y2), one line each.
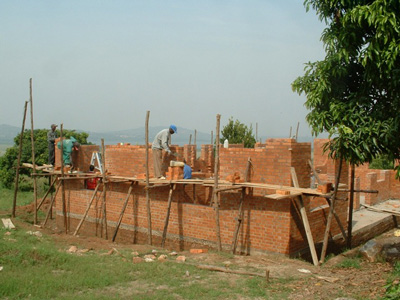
47 124 58 166
183 159 192 179
86 164 99 190
152 125 177 179
57 136 80 171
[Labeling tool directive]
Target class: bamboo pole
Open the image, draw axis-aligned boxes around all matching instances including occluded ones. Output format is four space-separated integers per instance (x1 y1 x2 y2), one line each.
145 111 152 245
43 180 62 226
347 164 355 249
295 122 300 141
12 101 28 218
161 184 175 247
101 138 108 239
36 176 57 211
194 129 197 145
112 182 134 242
231 187 245 254
319 157 343 265
73 183 101 236
290 167 319 266
28 79 38 225
60 124 67 232
214 114 222 251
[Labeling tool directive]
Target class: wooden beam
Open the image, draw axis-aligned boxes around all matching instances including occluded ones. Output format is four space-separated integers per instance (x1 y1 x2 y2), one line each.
101 138 108 239
12 100 28 218
43 180 62 227
29 78 38 225
112 182 134 242
214 114 222 251
73 183 102 236
291 167 318 265
216 186 243 193
60 124 67 233
308 160 325 186
231 187 245 254
36 176 57 211
161 184 176 247
145 111 152 245
361 203 400 217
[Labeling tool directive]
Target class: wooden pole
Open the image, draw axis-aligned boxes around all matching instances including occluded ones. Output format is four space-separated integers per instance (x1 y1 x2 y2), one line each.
194 129 197 145
28 79 39 225
74 183 101 236
347 164 355 249
145 111 152 245
112 182 134 242
231 187 245 254
43 180 62 226
319 157 343 265
12 101 28 218
161 184 175 247
289 126 292 138
214 114 222 251
290 167 319 266
256 123 258 141
295 122 300 141
36 176 57 211
60 124 67 232
101 138 108 239
211 131 213 145
189 134 192 145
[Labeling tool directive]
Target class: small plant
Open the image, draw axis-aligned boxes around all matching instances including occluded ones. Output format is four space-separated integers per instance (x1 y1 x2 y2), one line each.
383 262 400 300
334 257 361 269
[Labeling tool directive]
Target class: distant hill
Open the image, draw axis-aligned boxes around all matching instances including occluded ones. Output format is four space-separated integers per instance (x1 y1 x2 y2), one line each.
0 124 20 144
0 123 317 147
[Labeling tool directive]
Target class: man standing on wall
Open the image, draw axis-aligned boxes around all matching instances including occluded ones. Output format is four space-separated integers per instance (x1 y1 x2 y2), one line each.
47 124 58 166
57 136 80 171
152 125 177 179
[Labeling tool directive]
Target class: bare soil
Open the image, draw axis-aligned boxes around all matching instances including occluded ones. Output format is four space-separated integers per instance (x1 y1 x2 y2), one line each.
6 204 396 299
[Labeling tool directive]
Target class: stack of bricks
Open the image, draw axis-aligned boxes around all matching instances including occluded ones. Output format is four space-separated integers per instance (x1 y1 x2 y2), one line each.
166 166 184 180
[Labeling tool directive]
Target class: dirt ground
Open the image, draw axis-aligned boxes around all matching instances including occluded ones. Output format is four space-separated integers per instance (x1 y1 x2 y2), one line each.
6 204 396 299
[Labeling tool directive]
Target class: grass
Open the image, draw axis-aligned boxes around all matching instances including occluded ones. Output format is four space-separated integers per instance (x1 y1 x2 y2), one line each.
0 226 277 300
334 257 362 269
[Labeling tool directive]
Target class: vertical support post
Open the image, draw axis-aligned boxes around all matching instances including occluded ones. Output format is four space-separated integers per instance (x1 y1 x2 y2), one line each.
347 164 355 249
101 138 108 239
189 134 192 145
60 124 67 232
161 184 175 247
194 129 197 145
12 100 28 218
319 156 343 265
211 131 213 145
28 79 38 225
295 122 300 141
214 114 222 251
231 187 245 254
145 111 152 245
256 122 258 141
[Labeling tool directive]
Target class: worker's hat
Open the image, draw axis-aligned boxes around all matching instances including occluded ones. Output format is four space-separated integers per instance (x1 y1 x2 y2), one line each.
170 125 177 133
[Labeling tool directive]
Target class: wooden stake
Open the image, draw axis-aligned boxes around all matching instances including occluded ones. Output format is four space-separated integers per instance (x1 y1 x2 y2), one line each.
28 79 38 225
112 182 134 242
12 100 28 218
60 124 67 232
290 167 319 266
189 134 192 145
214 114 222 251
74 183 101 236
319 157 343 265
101 138 108 239
295 122 300 141
289 126 292 138
36 176 57 211
161 184 175 247
347 164 355 249
194 129 197 145
43 180 62 227
145 111 152 245
231 187 245 254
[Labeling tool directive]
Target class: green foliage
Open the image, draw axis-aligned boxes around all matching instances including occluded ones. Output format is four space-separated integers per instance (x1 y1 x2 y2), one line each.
383 261 400 300
220 117 257 148
370 154 394 170
0 129 90 188
292 0 400 167
334 257 361 269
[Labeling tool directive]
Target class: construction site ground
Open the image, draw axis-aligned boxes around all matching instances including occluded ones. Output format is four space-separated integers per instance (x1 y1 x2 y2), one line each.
2 200 400 299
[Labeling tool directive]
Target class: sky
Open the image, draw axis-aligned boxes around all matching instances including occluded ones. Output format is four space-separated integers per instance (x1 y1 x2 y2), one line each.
0 0 327 138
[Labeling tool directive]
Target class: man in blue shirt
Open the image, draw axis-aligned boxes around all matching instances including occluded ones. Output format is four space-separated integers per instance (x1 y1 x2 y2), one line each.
183 159 192 179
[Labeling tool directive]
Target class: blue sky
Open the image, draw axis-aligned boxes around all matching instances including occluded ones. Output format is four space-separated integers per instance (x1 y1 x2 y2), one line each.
0 1 326 137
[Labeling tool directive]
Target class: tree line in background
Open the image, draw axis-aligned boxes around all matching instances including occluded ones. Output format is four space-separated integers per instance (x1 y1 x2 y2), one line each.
0 129 89 189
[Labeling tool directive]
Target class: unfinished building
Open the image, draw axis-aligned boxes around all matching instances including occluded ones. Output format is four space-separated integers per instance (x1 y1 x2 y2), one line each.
50 138 400 260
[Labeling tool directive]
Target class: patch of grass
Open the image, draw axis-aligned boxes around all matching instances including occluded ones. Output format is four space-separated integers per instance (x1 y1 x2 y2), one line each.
334 257 361 269
0 183 35 212
383 262 400 300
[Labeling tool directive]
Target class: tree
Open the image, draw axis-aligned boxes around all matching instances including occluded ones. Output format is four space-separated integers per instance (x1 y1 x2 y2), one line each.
292 0 400 169
220 117 256 148
0 129 90 188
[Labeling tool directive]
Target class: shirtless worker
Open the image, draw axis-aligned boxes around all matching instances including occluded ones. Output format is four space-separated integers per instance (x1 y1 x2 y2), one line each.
151 125 177 179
